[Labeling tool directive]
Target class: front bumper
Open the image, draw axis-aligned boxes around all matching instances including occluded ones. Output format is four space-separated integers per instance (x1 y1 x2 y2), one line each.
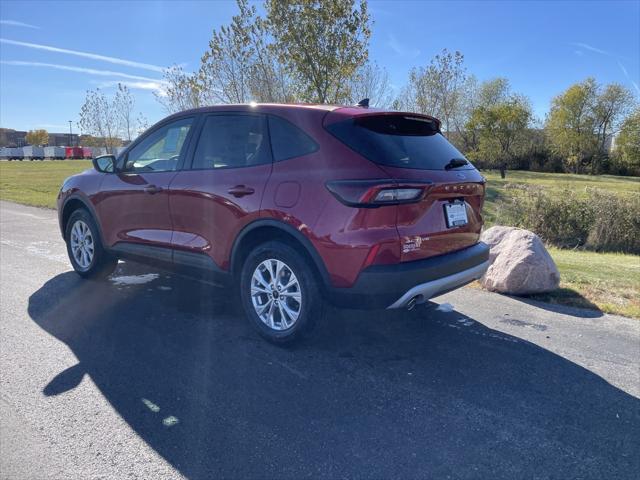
325 242 490 309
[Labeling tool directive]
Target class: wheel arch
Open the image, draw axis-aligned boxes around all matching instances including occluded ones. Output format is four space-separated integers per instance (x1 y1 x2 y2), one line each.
230 220 330 289
60 195 105 244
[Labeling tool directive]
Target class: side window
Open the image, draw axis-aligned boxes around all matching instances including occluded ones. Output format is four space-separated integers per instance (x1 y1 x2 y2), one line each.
192 114 270 170
125 117 193 172
268 115 318 162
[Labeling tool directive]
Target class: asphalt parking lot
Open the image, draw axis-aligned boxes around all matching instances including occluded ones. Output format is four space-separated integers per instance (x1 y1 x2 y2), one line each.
1 200 639 480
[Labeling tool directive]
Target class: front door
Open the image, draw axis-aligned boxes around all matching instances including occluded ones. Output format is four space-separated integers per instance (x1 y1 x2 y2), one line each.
96 117 195 249
169 113 273 271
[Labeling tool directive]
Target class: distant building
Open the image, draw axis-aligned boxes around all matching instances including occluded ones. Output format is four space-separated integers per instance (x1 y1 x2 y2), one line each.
0 128 27 147
48 132 79 147
0 128 79 147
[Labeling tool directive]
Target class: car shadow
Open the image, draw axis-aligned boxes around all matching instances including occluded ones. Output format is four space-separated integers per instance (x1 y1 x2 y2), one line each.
28 262 639 479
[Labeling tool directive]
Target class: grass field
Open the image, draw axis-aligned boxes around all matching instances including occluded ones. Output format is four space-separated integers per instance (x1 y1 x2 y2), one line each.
481 169 640 225
0 160 92 208
1 160 639 318
525 247 639 319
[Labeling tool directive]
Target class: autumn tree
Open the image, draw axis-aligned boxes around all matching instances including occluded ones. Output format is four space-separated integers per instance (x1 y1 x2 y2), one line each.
199 0 293 104
114 83 135 142
79 86 146 152
265 0 371 104
397 49 466 137
466 94 532 168
349 62 394 108
611 107 640 175
78 89 119 152
155 65 209 114
25 129 49 146
591 83 635 172
199 0 255 104
545 78 634 173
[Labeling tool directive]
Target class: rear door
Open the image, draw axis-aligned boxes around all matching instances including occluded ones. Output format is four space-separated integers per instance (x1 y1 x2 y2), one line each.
325 113 485 262
97 117 194 249
169 113 273 271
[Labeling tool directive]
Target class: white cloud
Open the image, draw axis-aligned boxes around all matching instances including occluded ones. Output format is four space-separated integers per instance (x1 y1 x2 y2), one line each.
0 38 165 73
617 61 640 95
570 42 611 56
1 60 165 83
92 79 166 93
569 42 639 96
0 20 39 29
387 33 421 59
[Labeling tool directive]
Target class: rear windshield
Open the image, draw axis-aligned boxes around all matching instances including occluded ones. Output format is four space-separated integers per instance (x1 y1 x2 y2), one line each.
326 115 472 170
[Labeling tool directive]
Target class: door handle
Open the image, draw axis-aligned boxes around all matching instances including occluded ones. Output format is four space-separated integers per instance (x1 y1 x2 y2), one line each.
144 185 163 194
227 185 255 198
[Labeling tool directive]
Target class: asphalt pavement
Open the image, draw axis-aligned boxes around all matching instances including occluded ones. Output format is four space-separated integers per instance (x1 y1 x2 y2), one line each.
1 200 639 480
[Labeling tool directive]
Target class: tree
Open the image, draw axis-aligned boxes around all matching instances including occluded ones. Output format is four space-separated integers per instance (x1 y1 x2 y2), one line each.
199 0 255 104
77 87 150 151
136 112 150 137
451 76 511 152
545 78 599 173
25 129 48 146
155 65 209 114
114 83 135 142
78 89 120 152
398 49 466 138
466 94 532 168
265 0 371 103
545 78 635 173
349 62 394 108
199 0 293 104
591 83 635 172
245 13 295 103
611 107 640 175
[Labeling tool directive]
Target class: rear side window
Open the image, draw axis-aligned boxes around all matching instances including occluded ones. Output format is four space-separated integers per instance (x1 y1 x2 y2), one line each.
326 115 470 170
192 114 270 169
268 115 318 161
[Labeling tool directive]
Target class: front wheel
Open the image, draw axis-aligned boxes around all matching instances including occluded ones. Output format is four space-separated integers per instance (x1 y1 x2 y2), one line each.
65 209 117 279
239 241 323 344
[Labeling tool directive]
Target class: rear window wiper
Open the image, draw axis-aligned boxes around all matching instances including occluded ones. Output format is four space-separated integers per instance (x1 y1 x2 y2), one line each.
444 158 468 170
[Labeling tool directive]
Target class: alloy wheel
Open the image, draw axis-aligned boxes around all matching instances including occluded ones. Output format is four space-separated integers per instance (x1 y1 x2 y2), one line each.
250 258 302 330
69 220 94 270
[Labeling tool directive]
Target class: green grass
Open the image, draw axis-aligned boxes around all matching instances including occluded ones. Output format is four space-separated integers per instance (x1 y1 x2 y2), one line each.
1 161 639 317
481 169 640 225
531 247 640 319
0 160 92 208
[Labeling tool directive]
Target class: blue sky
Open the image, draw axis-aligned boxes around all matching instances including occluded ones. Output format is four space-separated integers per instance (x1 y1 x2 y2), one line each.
1 0 638 132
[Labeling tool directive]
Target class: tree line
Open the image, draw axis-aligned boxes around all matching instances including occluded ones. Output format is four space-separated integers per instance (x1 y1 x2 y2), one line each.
78 0 639 175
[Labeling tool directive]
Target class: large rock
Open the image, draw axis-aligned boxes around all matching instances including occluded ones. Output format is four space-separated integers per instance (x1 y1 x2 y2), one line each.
480 226 560 295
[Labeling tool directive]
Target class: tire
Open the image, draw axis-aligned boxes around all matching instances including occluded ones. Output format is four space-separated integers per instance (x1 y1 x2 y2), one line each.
65 208 117 279
239 240 324 344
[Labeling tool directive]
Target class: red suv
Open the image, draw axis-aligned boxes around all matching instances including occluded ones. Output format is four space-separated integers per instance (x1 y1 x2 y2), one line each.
58 103 489 343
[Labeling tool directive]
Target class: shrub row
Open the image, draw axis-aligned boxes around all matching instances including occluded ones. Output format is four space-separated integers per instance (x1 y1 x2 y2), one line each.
495 185 640 254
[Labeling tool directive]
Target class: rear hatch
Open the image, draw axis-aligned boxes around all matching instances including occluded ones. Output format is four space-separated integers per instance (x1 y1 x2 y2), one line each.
325 112 485 263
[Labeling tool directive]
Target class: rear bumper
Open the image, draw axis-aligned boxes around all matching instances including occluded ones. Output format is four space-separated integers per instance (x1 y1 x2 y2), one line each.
326 242 490 309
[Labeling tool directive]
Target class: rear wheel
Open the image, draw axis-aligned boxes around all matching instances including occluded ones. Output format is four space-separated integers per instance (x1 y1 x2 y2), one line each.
65 209 117 279
240 241 323 344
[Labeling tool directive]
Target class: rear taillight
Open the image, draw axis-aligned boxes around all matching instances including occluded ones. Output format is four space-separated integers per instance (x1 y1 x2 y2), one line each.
325 179 432 208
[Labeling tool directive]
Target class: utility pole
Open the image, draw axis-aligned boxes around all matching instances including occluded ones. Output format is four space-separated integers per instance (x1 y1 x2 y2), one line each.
68 120 73 146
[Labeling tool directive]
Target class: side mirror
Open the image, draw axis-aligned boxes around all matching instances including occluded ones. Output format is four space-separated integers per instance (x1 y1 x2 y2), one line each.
92 154 116 173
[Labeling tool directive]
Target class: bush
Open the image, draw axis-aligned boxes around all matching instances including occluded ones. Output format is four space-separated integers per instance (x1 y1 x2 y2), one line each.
587 189 640 253
497 185 640 254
